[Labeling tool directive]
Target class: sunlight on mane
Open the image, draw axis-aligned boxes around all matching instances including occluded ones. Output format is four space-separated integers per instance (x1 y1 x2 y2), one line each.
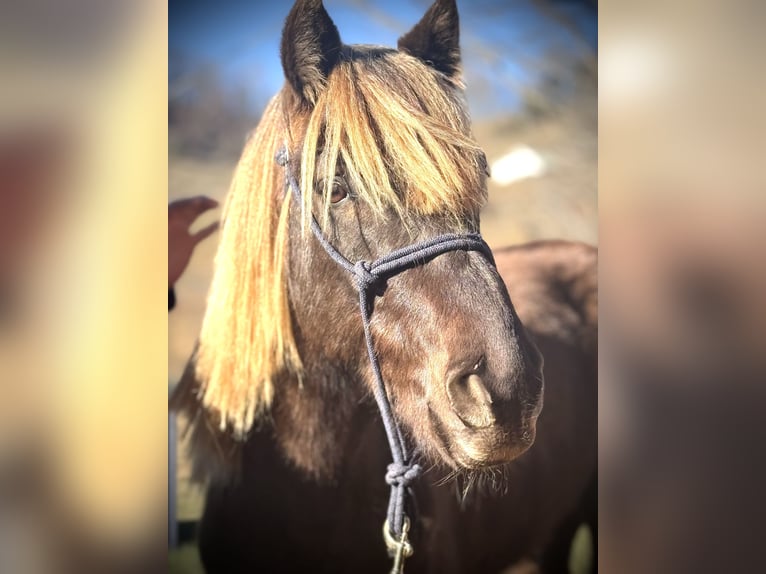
195 95 300 437
301 48 486 227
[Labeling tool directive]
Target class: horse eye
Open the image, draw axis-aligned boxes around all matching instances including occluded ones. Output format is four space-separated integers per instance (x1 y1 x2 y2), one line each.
330 178 349 204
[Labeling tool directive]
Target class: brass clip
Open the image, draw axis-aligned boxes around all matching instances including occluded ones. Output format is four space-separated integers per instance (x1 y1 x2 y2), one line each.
383 517 413 574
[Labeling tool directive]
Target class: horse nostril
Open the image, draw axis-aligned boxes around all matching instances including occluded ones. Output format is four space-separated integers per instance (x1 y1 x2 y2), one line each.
445 372 496 429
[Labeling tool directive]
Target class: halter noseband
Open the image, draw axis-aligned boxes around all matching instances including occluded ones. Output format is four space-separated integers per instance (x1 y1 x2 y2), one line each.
276 147 494 571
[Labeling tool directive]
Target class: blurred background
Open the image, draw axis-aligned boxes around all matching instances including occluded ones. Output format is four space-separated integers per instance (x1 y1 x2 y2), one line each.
168 1 596 571
600 1 766 572
0 1 167 573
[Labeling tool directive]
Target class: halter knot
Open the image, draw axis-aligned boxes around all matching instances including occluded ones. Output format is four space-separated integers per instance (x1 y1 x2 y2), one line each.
385 462 422 488
354 260 379 292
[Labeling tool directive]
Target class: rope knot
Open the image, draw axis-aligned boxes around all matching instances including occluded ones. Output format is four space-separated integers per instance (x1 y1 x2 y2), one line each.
385 462 422 488
354 260 378 292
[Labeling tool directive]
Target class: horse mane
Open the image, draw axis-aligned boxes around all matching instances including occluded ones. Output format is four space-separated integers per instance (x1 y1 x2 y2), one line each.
192 47 486 438
193 94 299 438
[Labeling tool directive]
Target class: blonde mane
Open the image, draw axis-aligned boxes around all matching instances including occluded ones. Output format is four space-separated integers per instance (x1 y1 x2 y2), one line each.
302 48 486 226
194 48 486 437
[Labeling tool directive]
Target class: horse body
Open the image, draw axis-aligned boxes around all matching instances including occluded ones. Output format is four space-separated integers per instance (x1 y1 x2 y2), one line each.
173 1 596 571
191 241 596 574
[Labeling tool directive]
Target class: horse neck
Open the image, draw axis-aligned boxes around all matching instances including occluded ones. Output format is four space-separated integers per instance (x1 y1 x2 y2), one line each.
269 362 380 481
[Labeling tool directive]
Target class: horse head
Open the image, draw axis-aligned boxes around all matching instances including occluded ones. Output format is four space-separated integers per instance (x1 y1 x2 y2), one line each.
194 0 544 476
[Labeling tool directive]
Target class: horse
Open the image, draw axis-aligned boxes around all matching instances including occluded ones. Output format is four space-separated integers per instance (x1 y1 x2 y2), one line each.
171 0 597 572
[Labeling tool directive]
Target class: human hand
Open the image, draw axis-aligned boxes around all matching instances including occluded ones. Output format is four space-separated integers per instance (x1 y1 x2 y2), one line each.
168 196 219 287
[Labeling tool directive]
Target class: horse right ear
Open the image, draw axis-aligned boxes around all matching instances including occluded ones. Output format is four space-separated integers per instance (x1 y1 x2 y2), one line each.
280 0 342 106
398 0 462 82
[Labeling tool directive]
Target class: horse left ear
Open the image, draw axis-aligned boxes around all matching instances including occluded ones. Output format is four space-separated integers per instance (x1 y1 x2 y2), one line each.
280 0 342 106
397 0 461 81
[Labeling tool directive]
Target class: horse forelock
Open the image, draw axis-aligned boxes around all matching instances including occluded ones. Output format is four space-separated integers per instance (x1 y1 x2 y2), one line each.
299 46 487 228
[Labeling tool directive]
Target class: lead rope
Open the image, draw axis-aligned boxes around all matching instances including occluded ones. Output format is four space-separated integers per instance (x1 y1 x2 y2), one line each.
276 147 494 573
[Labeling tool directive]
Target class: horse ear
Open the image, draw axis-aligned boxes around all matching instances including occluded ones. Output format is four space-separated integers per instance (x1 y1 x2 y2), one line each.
397 0 461 81
280 0 342 106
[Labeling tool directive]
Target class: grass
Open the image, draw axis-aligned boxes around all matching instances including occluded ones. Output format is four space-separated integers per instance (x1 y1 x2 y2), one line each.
569 524 595 574
169 544 205 574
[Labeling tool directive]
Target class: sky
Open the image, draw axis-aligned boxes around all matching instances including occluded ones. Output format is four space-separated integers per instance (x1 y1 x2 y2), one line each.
169 0 596 119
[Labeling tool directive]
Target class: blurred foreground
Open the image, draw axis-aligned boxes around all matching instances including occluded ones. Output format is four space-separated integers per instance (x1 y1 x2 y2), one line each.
0 1 167 572
600 0 766 571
